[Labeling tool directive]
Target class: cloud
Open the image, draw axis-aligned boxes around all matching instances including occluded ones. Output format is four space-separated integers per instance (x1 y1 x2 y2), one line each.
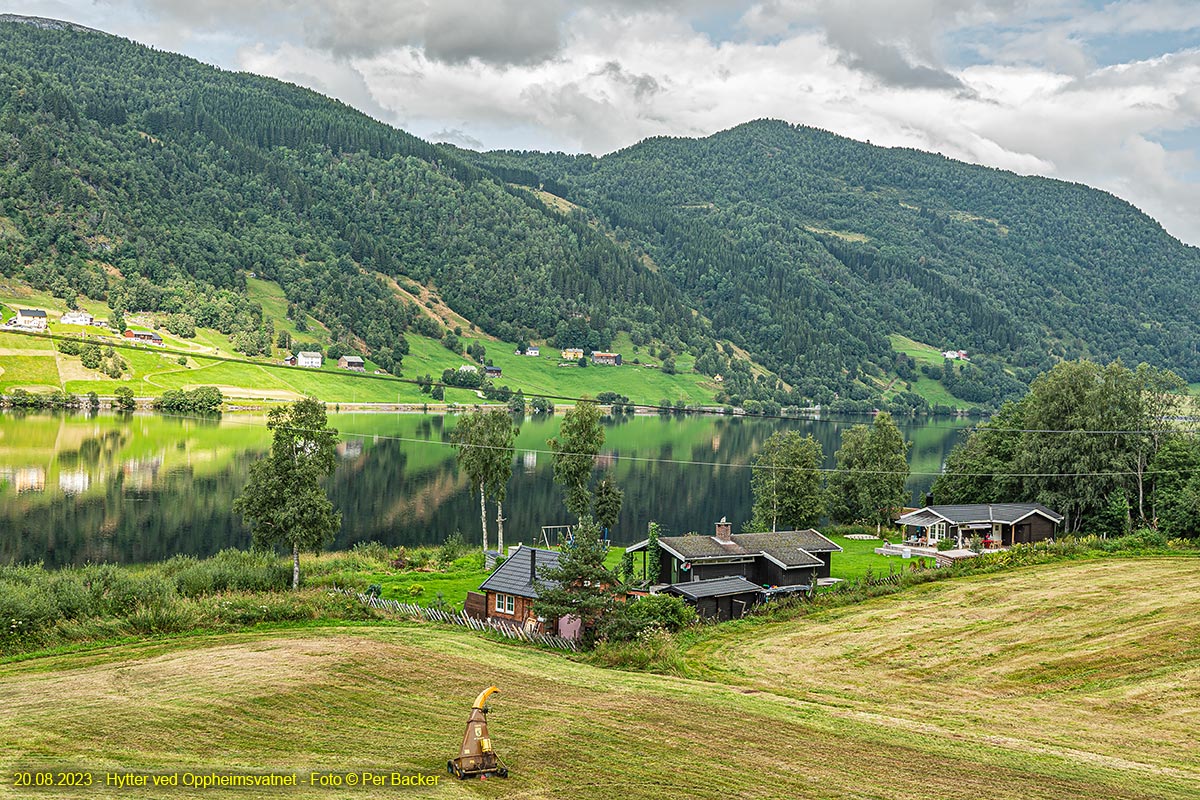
3 0 1198 243
303 0 564 65
427 127 485 149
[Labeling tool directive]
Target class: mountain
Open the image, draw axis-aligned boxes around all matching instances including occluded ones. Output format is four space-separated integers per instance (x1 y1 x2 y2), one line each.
3 15 1199 413
0 16 710 379
463 120 1200 407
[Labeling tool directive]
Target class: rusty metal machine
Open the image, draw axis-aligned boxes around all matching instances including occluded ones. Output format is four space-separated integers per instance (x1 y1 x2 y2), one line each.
447 686 509 780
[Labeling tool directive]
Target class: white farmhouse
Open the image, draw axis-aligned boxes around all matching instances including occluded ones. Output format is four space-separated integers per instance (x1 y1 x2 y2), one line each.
296 351 323 368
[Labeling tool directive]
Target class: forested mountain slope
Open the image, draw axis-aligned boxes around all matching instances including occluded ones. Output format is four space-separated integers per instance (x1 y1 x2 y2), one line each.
0 16 709 376
5 14 1199 412
465 120 1200 406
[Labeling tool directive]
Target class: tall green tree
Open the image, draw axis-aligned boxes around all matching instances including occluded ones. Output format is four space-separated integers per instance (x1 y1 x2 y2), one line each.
593 474 624 538
826 412 910 531
933 359 1189 533
451 408 517 553
1150 437 1200 537
747 431 824 531
533 516 618 647
233 397 340 589
548 398 605 519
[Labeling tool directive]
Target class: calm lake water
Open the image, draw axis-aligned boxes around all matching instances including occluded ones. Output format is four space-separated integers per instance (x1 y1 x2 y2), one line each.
0 411 972 566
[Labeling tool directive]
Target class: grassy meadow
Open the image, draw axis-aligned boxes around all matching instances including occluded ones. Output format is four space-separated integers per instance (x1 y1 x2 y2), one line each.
0 326 718 410
2 556 1198 799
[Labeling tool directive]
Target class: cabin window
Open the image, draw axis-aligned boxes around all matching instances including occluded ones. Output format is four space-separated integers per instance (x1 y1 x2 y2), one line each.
506 595 514 613
495 593 515 614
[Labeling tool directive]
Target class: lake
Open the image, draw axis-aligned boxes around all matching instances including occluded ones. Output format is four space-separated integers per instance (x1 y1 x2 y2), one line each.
0 410 972 566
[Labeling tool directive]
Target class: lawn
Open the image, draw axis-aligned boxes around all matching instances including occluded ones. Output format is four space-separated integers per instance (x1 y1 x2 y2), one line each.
246 277 332 347
889 333 948 366
0 354 60 391
824 533 932 579
686 557 1200 797
2 558 1196 799
353 547 629 611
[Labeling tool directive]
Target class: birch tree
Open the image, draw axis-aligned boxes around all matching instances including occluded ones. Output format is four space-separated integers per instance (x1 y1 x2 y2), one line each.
233 397 340 589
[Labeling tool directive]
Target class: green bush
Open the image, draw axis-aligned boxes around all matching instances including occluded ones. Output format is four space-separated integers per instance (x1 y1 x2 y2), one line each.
350 541 393 564
439 531 468 566
124 598 199 635
172 549 291 597
597 593 697 643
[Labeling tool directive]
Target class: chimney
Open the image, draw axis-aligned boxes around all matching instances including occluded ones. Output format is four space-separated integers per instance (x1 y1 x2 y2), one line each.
715 516 732 543
529 548 537 584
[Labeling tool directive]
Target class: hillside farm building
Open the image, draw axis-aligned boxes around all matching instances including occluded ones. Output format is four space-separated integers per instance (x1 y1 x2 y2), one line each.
123 329 163 345
59 311 94 326
13 308 47 330
296 351 322 368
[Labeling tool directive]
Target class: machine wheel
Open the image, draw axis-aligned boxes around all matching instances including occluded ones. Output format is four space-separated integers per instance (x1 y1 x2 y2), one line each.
497 768 509 778
447 761 454 776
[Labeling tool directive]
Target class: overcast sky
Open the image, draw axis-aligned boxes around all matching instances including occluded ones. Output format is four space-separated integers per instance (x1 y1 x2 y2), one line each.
8 1 1200 244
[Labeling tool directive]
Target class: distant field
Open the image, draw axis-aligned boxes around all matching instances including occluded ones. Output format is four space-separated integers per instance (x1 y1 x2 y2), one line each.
886 334 976 409
2 558 1196 799
0 277 722 406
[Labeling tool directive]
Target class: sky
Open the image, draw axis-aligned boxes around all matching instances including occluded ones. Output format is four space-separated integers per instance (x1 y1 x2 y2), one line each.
6 1 1200 244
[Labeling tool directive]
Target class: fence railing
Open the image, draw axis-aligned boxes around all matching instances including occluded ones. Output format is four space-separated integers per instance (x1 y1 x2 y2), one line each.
344 589 580 652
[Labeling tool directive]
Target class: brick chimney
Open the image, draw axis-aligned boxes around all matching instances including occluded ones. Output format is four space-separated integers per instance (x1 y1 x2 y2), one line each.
715 516 732 543
529 548 537 585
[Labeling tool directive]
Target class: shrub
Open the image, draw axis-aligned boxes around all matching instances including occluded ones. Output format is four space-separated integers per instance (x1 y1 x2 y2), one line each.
439 531 468 565
124 597 199 635
350 541 393 564
172 549 291 597
597 593 696 643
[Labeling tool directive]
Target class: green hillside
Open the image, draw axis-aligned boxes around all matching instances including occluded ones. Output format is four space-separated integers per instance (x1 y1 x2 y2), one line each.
0 16 723 399
4 16 1200 414
2 558 1196 799
464 120 1200 410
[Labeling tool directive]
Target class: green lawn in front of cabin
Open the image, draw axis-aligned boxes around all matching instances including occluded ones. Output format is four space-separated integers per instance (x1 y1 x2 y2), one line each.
826 533 933 580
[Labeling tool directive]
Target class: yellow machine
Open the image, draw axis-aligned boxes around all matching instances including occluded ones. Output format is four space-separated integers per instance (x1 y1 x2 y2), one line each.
447 686 509 780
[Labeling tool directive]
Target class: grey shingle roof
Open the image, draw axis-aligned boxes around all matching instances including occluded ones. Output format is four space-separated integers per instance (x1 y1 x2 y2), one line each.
18 308 46 317
898 503 1063 525
651 529 840 566
478 546 561 598
665 576 764 600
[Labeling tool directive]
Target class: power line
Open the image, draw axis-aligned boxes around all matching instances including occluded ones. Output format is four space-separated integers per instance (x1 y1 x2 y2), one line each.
150 409 1199 480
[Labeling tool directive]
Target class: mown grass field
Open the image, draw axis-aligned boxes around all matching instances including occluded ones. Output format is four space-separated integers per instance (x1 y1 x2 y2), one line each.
2 558 1197 799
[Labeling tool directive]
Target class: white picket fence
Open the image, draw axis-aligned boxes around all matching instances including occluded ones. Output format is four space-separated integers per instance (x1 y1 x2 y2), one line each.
346 590 580 652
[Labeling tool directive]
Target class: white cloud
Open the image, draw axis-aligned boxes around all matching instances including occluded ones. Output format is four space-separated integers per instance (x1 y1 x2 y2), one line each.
2 0 1198 243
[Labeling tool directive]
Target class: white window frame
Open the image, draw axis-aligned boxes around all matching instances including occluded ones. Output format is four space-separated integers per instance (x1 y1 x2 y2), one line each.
495 593 506 613
505 595 514 613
